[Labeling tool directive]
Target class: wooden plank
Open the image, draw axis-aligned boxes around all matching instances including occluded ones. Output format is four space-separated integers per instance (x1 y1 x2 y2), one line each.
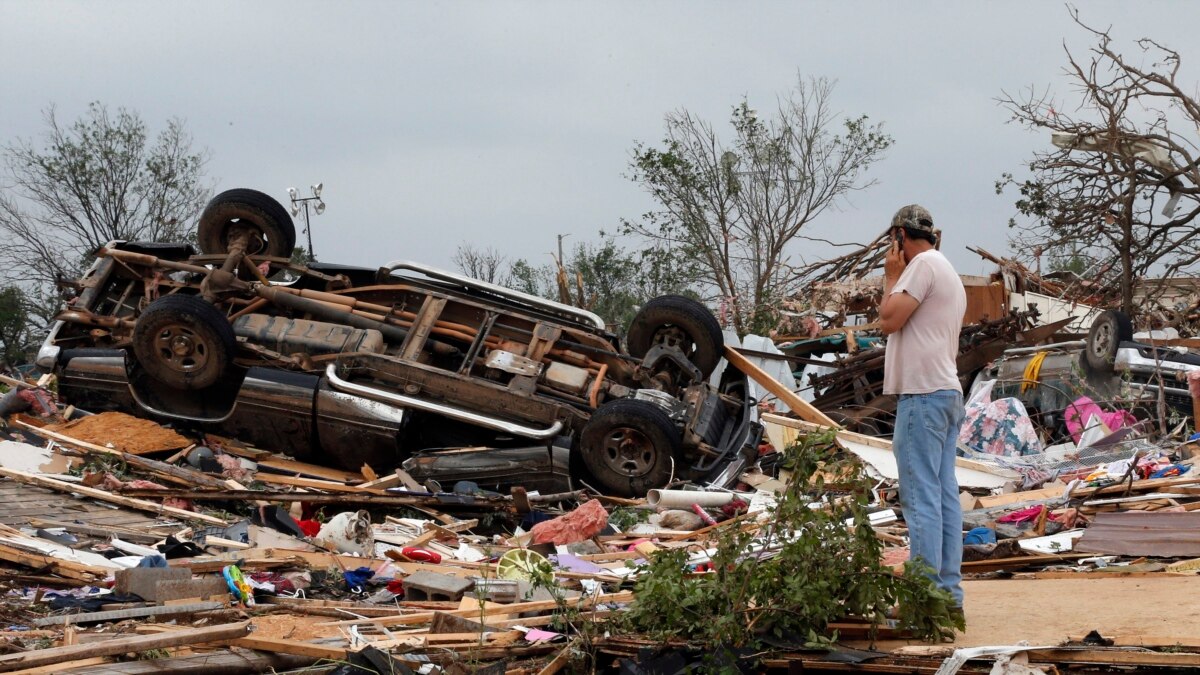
10 656 112 674
0 621 250 672
33 602 225 627
232 636 347 660
975 486 1068 510
114 488 509 511
256 458 361 483
16 422 224 489
254 473 382 493
0 469 227 526
725 345 841 427
320 591 634 628
27 519 163 544
1026 648 1200 667
0 542 107 581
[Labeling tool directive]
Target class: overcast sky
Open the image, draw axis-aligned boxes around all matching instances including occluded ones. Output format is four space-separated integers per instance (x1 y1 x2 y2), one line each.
4 1 1199 281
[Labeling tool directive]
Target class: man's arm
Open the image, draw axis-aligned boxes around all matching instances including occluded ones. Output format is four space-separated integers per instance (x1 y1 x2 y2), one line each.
880 291 919 335
879 237 920 335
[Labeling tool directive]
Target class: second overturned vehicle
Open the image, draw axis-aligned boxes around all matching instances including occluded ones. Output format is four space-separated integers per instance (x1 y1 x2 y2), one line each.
37 188 758 496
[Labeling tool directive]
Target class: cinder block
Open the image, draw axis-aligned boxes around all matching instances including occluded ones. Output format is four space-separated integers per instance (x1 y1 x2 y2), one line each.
153 576 230 602
115 567 228 604
115 567 189 600
403 571 474 602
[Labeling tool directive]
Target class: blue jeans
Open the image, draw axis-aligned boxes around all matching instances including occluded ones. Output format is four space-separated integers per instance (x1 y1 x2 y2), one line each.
893 390 965 605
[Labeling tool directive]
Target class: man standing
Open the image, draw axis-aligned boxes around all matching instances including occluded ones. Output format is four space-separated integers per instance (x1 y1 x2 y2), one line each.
879 204 967 612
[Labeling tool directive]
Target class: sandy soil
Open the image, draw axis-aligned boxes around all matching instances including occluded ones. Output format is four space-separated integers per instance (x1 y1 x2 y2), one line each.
858 576 1200 650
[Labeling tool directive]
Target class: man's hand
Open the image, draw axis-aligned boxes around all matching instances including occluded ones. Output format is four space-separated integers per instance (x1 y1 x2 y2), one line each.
884 238 907 284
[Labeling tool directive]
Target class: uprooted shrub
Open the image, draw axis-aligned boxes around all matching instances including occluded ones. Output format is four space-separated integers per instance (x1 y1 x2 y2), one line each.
616 429 962 652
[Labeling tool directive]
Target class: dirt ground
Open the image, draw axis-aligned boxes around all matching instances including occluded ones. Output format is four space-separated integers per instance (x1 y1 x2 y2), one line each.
859 576 1200 650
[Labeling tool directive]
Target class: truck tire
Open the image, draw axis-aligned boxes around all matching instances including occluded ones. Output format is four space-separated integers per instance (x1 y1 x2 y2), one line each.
1085 310 1133 373
579 398 681 497
198 188 296 259
132 295 237 390
627 295 724 378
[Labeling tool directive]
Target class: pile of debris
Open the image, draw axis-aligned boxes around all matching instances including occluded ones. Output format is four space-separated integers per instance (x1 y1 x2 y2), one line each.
0 357 1198 674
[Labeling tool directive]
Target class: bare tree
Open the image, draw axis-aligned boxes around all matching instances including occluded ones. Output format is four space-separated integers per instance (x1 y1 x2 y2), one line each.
623 76 892 335
997 9 1200 315
451 244 511 285
0 102 210 322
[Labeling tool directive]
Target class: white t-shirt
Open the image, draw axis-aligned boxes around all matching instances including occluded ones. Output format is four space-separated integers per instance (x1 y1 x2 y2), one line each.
882 249 966 396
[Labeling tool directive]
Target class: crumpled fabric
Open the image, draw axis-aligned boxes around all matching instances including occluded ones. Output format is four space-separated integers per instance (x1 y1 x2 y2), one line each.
996 505 1059 525
97 473 193 511
1063 396 1136 444
343 566 374 591
958 380 1043 457
213 452 250 482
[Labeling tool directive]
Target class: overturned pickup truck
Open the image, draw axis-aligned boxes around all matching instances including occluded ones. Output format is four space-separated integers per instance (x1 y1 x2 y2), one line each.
37 189 758 496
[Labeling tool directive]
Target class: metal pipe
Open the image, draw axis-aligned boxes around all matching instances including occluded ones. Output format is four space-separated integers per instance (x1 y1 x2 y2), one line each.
1002 340 1086 356
56 310 135 330
256 285 412 346
324 365 564 440
382 259 605 329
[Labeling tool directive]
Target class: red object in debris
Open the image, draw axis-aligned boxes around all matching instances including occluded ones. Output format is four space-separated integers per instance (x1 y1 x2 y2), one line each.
296 520 322 537
720 498 749 518
531 498 609 545
401 547 442 564
691 503 718 526
386 579 406 595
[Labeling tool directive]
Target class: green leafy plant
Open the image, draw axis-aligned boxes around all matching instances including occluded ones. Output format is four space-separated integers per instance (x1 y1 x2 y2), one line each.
616 429 961 653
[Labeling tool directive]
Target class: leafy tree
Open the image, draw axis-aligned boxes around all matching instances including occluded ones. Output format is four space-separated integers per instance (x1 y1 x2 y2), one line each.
459 237 694 334
0 286 32 368
0 102 210 321
997 10 1200 314
623 76 893 335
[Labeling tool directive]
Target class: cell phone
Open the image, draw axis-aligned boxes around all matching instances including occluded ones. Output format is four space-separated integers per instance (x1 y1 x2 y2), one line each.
893 228 905 247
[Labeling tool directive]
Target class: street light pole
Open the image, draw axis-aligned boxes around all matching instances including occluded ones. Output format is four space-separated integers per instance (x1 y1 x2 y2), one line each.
287 183 325 262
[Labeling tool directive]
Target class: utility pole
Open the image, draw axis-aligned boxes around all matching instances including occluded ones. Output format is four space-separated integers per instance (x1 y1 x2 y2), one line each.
557 233 570 265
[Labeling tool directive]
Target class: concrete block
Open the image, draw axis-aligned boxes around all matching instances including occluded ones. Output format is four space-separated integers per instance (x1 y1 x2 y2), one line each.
403 571 474 602
115 567 228 604
153 576 230 602
115 567 189 600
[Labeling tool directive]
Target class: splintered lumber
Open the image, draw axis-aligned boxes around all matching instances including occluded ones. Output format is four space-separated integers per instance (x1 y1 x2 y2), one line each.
0 621 251 672
16 421 225 489
53 650 315 674
32 601 225 627
27 519 167 545
255 458 362 483
14 656 113 674
115 488 511 511
321 591 635 628
0 542 110 581
724 345 841 427
232 636 348 661
0 468 228 526
253 473 385 493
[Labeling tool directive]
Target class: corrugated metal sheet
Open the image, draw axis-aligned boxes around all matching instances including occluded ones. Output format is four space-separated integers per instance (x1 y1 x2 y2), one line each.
1075 511 1200 557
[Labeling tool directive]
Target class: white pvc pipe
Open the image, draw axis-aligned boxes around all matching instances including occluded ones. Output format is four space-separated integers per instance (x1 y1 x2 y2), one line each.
647 489 736 509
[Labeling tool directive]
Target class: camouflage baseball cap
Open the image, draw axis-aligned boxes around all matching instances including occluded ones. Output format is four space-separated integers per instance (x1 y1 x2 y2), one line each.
890 204 935 234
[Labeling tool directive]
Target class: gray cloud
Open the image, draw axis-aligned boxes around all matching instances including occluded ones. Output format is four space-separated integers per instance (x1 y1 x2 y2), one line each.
3 0 1197 282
